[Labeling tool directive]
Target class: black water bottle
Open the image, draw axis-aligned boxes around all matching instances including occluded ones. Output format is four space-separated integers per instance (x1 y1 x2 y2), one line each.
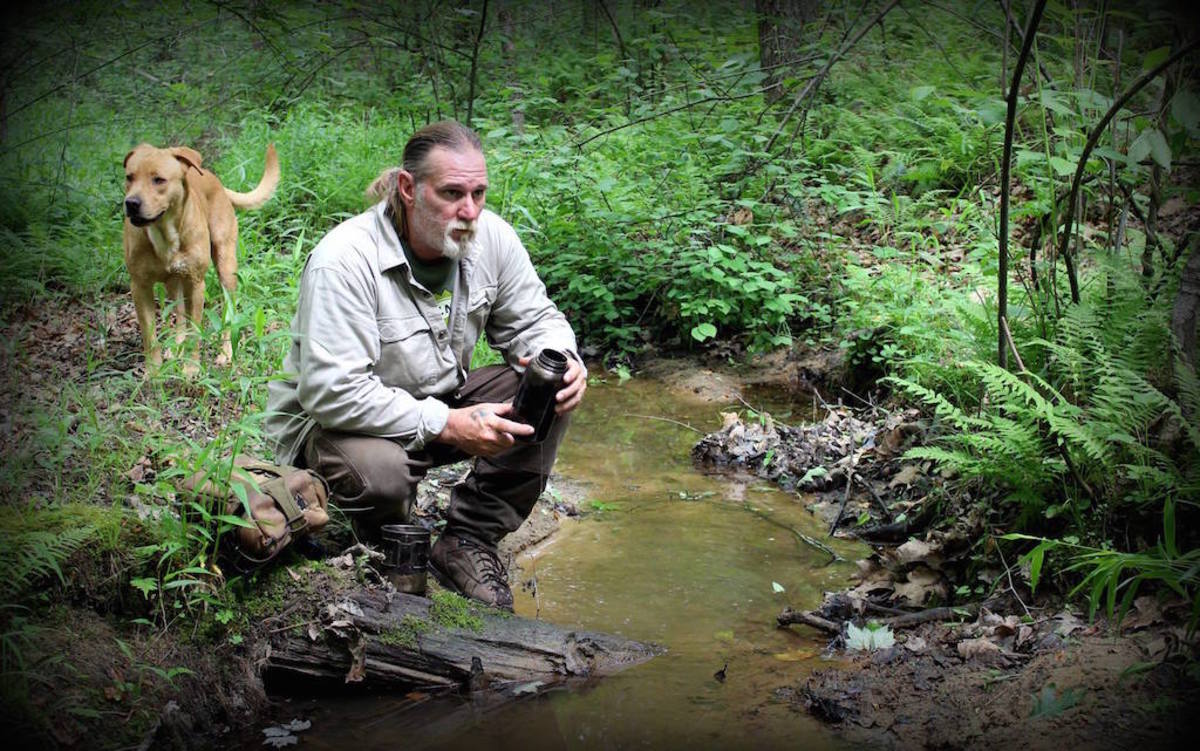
511 349 569 442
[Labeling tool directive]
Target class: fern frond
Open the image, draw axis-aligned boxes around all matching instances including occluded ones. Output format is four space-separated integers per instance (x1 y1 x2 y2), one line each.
0 526 96 601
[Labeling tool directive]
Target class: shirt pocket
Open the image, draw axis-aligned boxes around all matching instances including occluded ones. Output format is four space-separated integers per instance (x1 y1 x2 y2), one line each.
376 315 436 391
465 284 498 344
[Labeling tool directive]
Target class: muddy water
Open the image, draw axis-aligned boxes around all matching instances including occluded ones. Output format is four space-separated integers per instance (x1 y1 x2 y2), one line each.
299 376 864 750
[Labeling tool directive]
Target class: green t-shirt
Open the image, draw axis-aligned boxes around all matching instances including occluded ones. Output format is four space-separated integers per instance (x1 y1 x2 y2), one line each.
400 240 456 325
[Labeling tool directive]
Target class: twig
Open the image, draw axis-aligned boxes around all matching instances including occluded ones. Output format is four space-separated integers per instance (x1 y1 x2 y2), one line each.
763 0 902 156
574 90 763 148
738 501 841 563
622 413 703 434
829 472 854 535
851 472 892 522
778 598 1004 633
993 538 1032 620
733 393 794 429
464 0 489 124
1054 39 1199 304
269 618 319 635
776 607 840 633
882 600 993 629
1000 316 1025 373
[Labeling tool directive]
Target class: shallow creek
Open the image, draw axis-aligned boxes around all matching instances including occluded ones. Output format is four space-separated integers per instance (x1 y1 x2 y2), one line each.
299 375 866 750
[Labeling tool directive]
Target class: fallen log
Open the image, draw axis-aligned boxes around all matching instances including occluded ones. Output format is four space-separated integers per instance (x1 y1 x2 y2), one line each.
777 599 1005 634
264 586 662 693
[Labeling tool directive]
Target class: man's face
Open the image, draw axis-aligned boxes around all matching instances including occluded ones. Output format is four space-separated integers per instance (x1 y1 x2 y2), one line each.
401 145 488 261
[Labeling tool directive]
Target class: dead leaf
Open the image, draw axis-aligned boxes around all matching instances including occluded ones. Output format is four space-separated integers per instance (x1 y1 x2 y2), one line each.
1160 197 1186 217
1120 596 1163 632
904 635 927 652
125 457 151 483
892 565 947 606
1015 625 1034 650
772 648 817 662
957 638 1003 663
1052 612 1085 637
889 464 922 487
895 539 941 567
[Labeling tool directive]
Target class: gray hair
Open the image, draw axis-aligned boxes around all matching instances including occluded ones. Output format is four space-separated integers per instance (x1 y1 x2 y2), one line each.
366 120 484 224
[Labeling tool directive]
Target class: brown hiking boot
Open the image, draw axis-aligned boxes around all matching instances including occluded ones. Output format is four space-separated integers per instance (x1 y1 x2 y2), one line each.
429 531 514 611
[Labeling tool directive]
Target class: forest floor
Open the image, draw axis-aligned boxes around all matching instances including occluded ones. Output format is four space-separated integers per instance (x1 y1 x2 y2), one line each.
684 349 1200 750
0 293 591 750
3 295 1198 749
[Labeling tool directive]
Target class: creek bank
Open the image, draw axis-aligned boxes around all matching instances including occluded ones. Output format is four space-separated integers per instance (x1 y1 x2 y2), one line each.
2 461 586 751
778 598 1197 750
687 361 1200 749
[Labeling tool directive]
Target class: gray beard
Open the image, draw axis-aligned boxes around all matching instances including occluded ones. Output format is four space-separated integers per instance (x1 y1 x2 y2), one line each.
440 224 476 260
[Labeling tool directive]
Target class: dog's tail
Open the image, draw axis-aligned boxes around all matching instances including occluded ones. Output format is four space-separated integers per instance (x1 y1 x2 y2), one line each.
225 143 280 210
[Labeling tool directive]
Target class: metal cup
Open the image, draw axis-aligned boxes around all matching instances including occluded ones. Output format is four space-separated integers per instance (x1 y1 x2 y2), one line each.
380 524 431 595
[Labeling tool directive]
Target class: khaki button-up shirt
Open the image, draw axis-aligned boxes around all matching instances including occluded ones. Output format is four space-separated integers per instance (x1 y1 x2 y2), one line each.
264 202 579 465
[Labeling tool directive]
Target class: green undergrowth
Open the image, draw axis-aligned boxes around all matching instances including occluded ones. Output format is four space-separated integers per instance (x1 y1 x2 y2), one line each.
0 0 1197 737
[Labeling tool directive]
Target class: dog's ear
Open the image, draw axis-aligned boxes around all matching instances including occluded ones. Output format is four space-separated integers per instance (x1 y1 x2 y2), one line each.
170 146 205 173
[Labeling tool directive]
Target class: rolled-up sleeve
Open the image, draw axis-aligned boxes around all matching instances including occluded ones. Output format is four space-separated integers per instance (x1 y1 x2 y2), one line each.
295 267 449 450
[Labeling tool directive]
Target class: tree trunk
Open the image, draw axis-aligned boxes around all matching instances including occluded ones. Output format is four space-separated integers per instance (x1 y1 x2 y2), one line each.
264 587 661 692
756 0 817 105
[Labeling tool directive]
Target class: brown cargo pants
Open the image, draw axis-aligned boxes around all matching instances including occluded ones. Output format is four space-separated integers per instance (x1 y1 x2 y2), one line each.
300 365 568 546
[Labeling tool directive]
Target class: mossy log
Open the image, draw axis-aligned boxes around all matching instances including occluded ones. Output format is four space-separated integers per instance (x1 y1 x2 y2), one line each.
264 587 661 692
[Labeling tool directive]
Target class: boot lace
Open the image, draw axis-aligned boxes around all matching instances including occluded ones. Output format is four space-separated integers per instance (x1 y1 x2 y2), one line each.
459 536 507 589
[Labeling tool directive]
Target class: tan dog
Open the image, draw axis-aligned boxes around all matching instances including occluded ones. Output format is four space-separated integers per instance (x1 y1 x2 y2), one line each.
122 142 280 373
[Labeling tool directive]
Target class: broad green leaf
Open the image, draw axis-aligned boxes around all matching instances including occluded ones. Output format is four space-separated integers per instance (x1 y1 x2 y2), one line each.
1048 156 1076 177
1128 129 1153 166
977 100 1008 126
1146 128 1171 169
911 85 935 102
845 622 895 651
691 322 717 342
1171 89 1200 137
1142 46 1170 72
1029 545 1045 591
771 581 785 594
1039 90 1076 118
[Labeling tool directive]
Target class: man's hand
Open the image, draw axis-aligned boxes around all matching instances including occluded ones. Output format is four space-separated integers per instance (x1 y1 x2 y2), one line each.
437 402 534 456
518 355 587 416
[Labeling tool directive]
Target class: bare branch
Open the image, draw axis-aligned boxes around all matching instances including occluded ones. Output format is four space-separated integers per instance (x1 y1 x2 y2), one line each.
998 0 1048 368
1054 39 1199 304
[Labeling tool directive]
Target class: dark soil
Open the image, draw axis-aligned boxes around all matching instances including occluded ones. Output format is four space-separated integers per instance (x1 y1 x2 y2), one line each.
687 361 1200 751
784 608 1198 750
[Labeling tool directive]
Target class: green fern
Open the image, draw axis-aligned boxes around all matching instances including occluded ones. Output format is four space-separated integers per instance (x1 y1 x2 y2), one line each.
0 526 97 602
891 306 1198 523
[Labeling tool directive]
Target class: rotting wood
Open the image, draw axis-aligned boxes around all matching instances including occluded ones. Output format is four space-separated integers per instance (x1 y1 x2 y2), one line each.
265 587 662 692
776 607 841 634
777 599 1002 634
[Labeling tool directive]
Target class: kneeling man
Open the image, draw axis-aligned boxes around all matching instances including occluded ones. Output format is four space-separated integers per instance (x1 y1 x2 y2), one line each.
265 121 585 610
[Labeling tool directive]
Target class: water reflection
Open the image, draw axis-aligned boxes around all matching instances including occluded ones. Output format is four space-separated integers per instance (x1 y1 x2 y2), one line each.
302 375 864 750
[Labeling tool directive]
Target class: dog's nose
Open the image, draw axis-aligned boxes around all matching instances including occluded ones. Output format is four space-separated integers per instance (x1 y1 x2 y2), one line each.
124 197 141 217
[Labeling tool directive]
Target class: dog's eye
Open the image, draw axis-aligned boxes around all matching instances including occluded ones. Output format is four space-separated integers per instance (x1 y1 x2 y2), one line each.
125 174 132 183
152 176 167 186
